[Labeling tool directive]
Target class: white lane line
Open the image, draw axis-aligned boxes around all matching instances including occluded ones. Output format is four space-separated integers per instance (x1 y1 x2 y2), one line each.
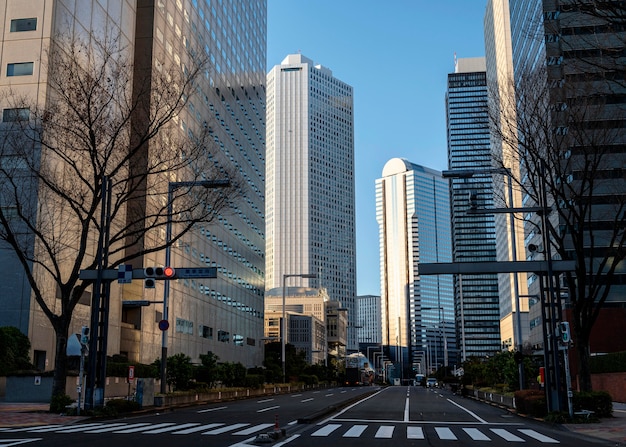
343 425 367 437
435 427 457 440
257 398 274 403
202 423 249 435
311 424 342 437
325 393 334 397
404 395 410 422
374 425 394 438
83 423 144 433
518 429 560 443
340 390 347 394
490 428 525 442
27 423 105 433
407 427 425 439
0 425 62 433
301 398 314 403
291 394 302 397
171 423 223 434
114 423 175 433
198 406 227 413
273 434 301 446
257 405 280 413
0 439 42 446
227 436 256 447
288 420 298 426
463 427 491 441
233 423 274 435
446 398 489 423
142 423 201 434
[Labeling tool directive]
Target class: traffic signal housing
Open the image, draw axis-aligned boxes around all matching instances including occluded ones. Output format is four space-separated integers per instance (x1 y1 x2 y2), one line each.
80 326 90 345
144 266 176 288
558 321 571 343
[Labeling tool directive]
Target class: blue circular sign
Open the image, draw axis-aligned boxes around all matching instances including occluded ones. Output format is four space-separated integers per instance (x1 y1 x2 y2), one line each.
158 320 169 331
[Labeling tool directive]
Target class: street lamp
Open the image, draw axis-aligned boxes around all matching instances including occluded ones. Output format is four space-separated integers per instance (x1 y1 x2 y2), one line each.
161 179 229 394
282 273 317 383
442 167 526 388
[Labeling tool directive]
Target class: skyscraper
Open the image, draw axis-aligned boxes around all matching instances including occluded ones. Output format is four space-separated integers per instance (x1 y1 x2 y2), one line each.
376 158 455 380
265 54 357 350
0 0 267 371
446 57 502 361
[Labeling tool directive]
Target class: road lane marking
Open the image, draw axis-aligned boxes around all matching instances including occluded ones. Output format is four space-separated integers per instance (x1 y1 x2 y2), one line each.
0 439 42 446
343 425 367 437
490 428 525 442
291 394 302 397
273 434 300 446
446 398 489 423
407 427 424 439
26 423 105 433
518 429 560 443
114 423 175 433
198 406 227 413
227 436 256 447
172 423 224 434
311 424 342 436
375 426 394 438
257 398 274 403
463 427 491 441
301 398 314 402
404 395 410 422
202 423 249 435
142 423 201 434
325 393 334 397
435 427 457 440
0 426 62 433
83 423 145 433
233 423 274 435
257 405 280 413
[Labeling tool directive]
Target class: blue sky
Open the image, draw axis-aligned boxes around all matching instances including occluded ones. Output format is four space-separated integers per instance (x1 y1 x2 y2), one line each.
267 0 488 296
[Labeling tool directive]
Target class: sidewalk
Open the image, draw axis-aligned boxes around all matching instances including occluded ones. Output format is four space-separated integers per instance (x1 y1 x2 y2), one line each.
0 402 89 428
562 402 626 445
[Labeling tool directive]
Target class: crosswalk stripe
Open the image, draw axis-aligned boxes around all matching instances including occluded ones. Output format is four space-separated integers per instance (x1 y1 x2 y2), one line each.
491 428 525 442
0 425 62 433
29 423 105 433
0 439 43 447
171 423 224 434
202 423 249 434
374 425 394 438
82 422 150 433
114 423 176 433
435 427 457 440
407 427 424 439
233 423 274 435
311 423 341 436
343 425 367 437
142 423 201 434
518 429 560 443
463 428 491 441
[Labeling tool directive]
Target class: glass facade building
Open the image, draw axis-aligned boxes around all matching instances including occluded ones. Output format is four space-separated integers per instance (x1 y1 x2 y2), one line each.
446 58 502 361
376 158 455 380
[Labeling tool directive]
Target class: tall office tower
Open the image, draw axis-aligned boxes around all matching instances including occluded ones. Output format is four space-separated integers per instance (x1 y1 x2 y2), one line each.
446 58 502 361
484 0 529 353
356 294 382 345
376 158 456 380
509 0 626 396
266 54 357 350
0 1 266 370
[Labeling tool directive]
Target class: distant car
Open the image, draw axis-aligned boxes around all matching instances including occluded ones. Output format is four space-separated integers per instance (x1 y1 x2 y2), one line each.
426 378 438 388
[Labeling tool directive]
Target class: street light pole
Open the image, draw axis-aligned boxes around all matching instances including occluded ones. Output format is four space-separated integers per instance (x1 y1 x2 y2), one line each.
282 273 317 383
160 179 229 394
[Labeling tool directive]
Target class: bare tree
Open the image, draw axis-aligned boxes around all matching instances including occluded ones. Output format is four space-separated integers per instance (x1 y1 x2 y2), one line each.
0 35 239 404
489 66 626 392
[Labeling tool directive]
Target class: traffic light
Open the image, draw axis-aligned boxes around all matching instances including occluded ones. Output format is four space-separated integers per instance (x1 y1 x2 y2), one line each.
558 321 571 343
144 266 176 288
80 326 90 345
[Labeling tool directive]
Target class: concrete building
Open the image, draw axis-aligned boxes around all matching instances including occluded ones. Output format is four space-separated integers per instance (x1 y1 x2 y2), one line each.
446 58 502 361
484 0 530 353
356 295 382 345
0 0 266 371
265 54 357 350
376 158 456 380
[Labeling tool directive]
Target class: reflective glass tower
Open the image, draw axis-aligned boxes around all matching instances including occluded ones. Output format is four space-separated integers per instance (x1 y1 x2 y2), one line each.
377 158 455 380
446 58 502 361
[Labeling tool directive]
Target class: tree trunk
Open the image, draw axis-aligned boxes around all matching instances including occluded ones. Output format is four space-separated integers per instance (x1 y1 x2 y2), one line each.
575 332 593 392
50 321 70 410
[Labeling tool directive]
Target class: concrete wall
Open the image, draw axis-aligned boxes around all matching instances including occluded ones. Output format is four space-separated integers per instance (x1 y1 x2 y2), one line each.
592 372 626 403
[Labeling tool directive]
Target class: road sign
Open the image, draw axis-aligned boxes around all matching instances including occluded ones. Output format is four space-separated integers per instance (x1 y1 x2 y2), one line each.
175 267 217 278
123 300 151 306
117 264 133 283
158 320 169 331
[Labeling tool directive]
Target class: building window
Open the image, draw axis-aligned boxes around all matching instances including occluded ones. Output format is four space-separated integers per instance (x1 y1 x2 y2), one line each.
7 62 34 76
2 108 30 122
10 18 37 32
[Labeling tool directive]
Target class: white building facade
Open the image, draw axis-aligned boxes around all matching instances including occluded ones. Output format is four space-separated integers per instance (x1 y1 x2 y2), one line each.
265 54 357 349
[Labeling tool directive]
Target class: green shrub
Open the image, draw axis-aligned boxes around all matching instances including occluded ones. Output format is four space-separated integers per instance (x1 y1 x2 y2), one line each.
243 374 264 389
573 391 613 418
50 393 74 413
299 374 319 385
590 351 626 374
514 389 546 417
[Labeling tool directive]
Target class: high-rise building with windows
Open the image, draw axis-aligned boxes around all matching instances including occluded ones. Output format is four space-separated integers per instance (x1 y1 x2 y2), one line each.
446 58 502 361
376 158 455 380
356 294 382 345
0 0 266 370
265 54 357 350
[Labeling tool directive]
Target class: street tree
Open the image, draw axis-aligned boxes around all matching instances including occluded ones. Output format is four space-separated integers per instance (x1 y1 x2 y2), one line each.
0 34 238 406
488 65 626 391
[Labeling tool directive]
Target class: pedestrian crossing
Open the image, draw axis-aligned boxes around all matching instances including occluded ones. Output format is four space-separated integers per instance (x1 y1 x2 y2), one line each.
0 422 560 443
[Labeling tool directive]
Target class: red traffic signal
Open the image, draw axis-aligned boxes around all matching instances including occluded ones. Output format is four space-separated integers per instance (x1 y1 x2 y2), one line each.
162 266 176 278
144 266 177 288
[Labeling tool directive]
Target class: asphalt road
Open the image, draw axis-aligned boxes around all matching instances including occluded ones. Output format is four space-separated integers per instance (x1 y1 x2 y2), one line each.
0 385 615 447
